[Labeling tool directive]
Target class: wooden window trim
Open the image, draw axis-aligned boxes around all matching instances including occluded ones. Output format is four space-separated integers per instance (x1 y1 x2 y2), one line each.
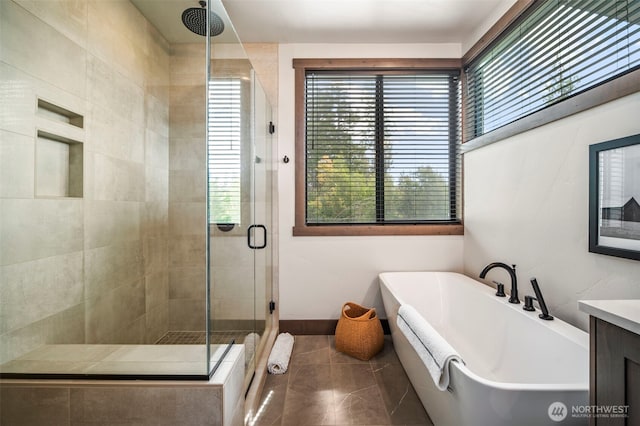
293 58 462 71
461 0 537 65
293 223 464 237
292 58 464 237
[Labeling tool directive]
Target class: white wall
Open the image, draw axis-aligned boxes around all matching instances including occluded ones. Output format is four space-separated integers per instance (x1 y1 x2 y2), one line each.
464 92 640 331
461 0 518 54
277 44 465 320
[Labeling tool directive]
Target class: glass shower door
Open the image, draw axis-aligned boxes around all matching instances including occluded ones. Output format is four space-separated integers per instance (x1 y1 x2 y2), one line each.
206 0 254 374
245 72 274 383
206 0 275 383
207 70 273 380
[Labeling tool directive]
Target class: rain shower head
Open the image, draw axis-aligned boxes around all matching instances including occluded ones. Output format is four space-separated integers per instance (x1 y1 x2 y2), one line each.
182 1 225 37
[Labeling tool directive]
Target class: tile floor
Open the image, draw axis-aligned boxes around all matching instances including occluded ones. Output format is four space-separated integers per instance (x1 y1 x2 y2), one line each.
249 335 433 426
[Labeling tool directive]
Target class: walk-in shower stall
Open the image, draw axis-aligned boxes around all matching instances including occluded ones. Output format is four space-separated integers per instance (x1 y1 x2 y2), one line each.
0 0 276 384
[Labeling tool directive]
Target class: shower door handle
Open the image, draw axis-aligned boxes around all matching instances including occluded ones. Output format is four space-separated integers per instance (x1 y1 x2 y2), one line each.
247 224 267 249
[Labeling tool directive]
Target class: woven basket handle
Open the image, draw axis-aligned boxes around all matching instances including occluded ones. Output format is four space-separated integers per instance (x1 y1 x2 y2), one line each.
342 302 377 320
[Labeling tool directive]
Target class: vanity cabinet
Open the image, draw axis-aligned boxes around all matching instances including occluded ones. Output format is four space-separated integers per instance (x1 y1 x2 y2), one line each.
590 317 640 426
580 300 640 426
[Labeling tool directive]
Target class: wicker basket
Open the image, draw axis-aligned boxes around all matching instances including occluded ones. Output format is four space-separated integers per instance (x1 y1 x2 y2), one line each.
335 302 384 361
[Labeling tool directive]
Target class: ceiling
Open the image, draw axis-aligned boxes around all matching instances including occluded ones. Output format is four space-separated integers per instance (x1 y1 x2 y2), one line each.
132 0 517 48
131 0 240 43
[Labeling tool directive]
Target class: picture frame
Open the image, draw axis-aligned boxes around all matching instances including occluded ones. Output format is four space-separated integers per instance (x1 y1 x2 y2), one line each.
589 134 640 261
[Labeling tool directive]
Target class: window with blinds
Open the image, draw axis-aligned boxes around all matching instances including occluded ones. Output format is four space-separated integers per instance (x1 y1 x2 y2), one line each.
208 78 241 224
465 0 640 139
304 70 461 226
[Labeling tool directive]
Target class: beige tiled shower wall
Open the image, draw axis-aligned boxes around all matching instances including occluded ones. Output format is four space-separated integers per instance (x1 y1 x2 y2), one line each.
167 43 207 331
0 0 171 363
243 43 278 111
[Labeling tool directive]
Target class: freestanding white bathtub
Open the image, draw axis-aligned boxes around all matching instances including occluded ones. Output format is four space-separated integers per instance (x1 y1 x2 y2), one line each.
379 272 589 426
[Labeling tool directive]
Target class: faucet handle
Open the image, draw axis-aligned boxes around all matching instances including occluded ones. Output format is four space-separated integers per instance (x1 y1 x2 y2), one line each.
493 281 506 297
523 295 536 311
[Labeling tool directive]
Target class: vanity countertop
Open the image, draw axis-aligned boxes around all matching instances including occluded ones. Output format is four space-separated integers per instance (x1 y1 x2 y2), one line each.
579 300 640 335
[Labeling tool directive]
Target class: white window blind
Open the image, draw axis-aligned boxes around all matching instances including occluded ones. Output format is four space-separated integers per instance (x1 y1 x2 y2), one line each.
208 78 241 224
465 0 640 138
304 71 461 225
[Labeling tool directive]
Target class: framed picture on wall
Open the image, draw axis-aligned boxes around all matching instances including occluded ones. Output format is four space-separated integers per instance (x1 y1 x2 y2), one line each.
589 134 640 261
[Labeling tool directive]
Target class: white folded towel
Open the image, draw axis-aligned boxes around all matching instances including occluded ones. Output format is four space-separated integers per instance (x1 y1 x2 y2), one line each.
397 304 463 391
267 332 294 374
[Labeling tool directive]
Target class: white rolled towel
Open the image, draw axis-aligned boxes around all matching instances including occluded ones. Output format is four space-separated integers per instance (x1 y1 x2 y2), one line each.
267 332 294 374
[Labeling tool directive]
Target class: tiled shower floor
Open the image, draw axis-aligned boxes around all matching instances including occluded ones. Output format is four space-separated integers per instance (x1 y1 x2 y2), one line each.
155 330 252 345
248 335 433 426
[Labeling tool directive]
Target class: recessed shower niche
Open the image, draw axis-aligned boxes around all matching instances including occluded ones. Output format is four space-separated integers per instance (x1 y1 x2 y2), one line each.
35 99 84 198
